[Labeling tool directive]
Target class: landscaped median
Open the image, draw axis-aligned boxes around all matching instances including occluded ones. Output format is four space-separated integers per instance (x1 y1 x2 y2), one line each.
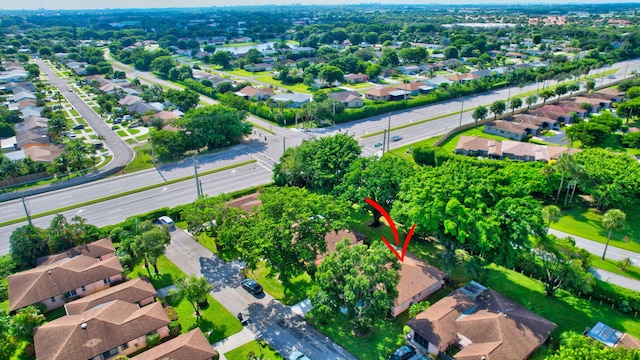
0 159 257 228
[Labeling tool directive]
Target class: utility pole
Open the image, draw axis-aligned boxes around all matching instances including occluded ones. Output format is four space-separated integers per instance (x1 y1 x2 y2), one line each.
20 192 32 226
382 129 387 154
283 136 286 153
387 112 392 152
149 129 156 167
193 156 201 198
459 96 464 127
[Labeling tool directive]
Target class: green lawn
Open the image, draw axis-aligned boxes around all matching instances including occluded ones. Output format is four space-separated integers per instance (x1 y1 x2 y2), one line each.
45 307 67 322
117 130 128 137
226 69 268 77
254 75 313 94
224 339 284 360
122 145 154 173
589 255 640 281
70 109 79 116
438 126 510 153
551 204 640 253
342 82 373 90
387 136 441 161
128 128 141 135
128 255 185 289
247 262 312 306
168 294 242 343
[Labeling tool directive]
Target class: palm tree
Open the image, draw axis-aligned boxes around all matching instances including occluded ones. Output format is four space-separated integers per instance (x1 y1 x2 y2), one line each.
542 205 561 231
601 209 626 260
554 153 573 204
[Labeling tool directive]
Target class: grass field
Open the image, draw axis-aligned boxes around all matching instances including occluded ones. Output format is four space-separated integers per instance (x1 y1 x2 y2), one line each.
122 145 154 173
224 340 284 360
168 294 242 342
551 204 640 253
247 262 312 306
254 75 313 93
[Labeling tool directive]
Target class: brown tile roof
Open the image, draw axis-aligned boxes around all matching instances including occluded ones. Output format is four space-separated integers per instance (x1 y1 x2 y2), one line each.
8 255 123 312
395 82 424 91
485 120 531 134
131 328 218 360
408 286 556 360
395 252 445 307
34 301 170 360
455 136 503 157
538 105 574 115
571 96 610 106
226 192 262 213
237 85 274 97
37 238 115 266
511 114 556 127
64 278 156 315
24 144 65 163
328 91 361 102
315 229 364 264
365 87 395 97
597 88 625 97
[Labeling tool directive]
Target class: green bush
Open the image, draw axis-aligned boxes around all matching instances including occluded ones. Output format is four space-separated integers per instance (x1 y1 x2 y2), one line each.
589 280 640 314
165 306 179 321
168 320 182 338
146 333 161 347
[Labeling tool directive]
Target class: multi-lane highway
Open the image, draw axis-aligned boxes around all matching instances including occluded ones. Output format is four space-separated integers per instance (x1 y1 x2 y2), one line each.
1 57 639 256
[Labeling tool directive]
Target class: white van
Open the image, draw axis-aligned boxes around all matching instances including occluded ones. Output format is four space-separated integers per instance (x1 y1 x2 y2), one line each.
158 216 175 230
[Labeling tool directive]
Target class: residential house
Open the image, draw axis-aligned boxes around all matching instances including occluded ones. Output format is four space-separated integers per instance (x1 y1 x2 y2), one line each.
407 281 556 360
511 113 558 130
437 58 462 69
532 106 574 123
537 104 584 122
23 145 65 163
141 110 180 129
344 73 369 83
328 91 364 108
10 91 36 102
20 106 43 119
271 93 312 108
8 254 123 312
399 65 421 75
395 82 429 96
99 82 124 94
445 73 478 84
15 129 50 149
592 88 625 103
315 229 364 265
454 136 503 159
226 192 262 213
455 136 579 162
470 69 494 79
587 322 640 349
365 87 409 101
15 116 49 132
235 85 275 101
569 96 611 112
0 69 29 83
131 329 218 360
64 278 156 315
208 76 234 87
505 51 527 59
37 239 116 266
16 98 37 109
34 300 170 360
391 252 446 318
484 120 532 141
555 102 588 118
423 76 453 88
244 63 274 72
128 101 163 114
119 94 143 106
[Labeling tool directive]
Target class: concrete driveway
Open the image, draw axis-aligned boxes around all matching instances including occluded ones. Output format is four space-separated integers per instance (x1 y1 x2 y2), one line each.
165 229 358 360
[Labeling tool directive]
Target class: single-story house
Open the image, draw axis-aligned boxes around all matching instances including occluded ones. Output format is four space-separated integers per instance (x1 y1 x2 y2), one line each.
15 116 49 131
423 76 454 88
8 254 124 312
568 96 611 112
593 88 625 103
244 63 274 72
64 278 157 315
141 110 180 128
119 94 143 106
235 85 275 101
344 73 369 83
531 107 574 123
10 91 36 102
315 229 364 265
99 82 124 94
23 144 65 163
505 51 527 59
34 300 171 360
454 136 503 159
15 129 50 149
511 113 558 130
390 252 446 318
131 328 218 360
128 101 162 114
445 73 478 84
271 93 312 108
484 120 533 141
470 69 494 78
365 87 395 101
328 91 364 108
587 322 640 349
21 106 44 119
437 58 462 69
0 69 29 83
395 82 426 96
407 281 556 360
399 65 421 75
16 98 37 109
455 136 579 162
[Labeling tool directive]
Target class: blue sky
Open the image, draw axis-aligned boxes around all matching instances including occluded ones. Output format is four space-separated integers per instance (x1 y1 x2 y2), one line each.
4 0 640 11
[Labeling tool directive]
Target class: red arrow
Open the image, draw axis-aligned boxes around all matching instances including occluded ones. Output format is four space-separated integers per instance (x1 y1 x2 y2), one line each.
365 198 416 262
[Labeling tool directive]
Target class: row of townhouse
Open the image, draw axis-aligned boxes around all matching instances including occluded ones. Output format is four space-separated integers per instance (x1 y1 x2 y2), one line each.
7 239 217 360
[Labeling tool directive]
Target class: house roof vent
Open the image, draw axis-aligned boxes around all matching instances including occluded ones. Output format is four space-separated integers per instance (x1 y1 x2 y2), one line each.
81 323 87 329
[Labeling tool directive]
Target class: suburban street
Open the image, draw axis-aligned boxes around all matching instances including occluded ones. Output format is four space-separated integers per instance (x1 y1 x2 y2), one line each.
165 228 358 360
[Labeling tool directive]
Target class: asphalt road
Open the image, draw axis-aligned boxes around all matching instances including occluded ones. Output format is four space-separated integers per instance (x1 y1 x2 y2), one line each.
35 59 135 171
165 228 358 360
2 57 640 258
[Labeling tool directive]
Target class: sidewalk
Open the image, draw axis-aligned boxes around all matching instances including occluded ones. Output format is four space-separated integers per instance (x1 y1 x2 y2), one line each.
211 327 257 360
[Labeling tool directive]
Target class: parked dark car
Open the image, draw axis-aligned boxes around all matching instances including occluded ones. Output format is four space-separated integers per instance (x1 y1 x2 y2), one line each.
388 345 416 360
72 124 85 130
241 279 263 295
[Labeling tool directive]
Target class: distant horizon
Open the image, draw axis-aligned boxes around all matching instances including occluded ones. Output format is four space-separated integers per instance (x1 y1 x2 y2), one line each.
3 0 640 11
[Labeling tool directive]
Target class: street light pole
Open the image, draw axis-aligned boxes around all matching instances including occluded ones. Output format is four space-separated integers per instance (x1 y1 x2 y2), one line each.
20 192 32 226
387 112 391 152
459 96 464 127
193 156 201 198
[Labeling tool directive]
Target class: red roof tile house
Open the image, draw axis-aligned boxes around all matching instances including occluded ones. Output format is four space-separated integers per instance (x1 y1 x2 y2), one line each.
365 87 396 101
8 254 123 312
344 73 369 84
131 328 218 360
34 300 171 360
407 282 556 360
64 278 157 315
454 136 503 159
235 85 275 101
315 229 364 265
483 120 533 141
391 252 446 318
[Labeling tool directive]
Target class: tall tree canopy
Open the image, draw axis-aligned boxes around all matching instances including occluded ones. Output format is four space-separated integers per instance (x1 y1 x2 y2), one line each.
172 105 251 150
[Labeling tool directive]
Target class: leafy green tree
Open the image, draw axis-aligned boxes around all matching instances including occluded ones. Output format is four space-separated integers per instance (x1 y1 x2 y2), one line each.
0 310 14 359
626 86 640 99
567 82 580 97
211 51 231 69
380 48 399 67
490 100 506 120
564 121 611 147
245 48 262 64
131 226 170 274
12 305 45 344
173 105 250 151
220 187 351 284
526 94 538 110
408 301 431 319
170 275 213 318
47 113 69 142
165 89 199 112
10 225 48 269
585 79 596 92
47 214 75 253
180 194 230 236
309 240 400 334
273 133 361 193
601 209 626 260
365 63 382 79
471 105 488 128
0 121 15 138
443 46 459 59
509 97 522 114
547 332 640 359
319 65 344 86
542 205 561 231
150 56 176 77
333 156 415 227
622 131 640 148
540 89 554 105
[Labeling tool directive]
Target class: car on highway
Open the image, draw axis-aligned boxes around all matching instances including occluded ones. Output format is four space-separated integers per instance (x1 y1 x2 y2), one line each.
288 350 311 360
388 345 416 360
241 279 263 295
390 135 403 142
158 216 175 230
72 124 85 130
374 141 383 147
